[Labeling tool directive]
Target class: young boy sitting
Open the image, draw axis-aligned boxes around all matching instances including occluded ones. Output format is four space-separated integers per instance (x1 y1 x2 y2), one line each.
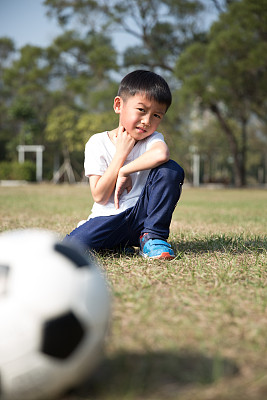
65 70 184 259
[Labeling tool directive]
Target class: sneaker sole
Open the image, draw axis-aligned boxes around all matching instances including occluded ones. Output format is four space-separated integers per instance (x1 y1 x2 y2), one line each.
140 251 175 260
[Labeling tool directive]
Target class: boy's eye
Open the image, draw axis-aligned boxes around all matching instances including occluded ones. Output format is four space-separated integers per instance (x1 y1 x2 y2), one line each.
137 108 145 112
154 114 161 119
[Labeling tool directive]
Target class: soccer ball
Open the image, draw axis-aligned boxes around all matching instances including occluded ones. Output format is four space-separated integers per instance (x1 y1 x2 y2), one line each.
0 229 111 400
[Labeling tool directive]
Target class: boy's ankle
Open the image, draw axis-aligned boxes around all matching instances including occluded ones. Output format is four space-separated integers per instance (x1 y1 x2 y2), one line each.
140 232 150 249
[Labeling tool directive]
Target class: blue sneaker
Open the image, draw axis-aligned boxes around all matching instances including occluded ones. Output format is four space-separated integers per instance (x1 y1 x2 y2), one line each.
140 233 175 259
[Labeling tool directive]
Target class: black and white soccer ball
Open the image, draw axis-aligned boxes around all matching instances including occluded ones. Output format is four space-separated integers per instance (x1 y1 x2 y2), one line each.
0 229 111 400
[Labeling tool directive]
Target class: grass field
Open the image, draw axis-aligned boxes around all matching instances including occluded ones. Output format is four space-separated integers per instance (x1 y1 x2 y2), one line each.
0 184 267 399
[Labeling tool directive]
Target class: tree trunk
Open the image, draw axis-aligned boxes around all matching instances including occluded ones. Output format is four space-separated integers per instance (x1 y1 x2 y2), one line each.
240 117 247 186
210 103 244 187
52 147 76 184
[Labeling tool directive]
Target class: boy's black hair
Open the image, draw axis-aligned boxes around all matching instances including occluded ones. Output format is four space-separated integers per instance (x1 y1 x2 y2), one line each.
118 70 172 111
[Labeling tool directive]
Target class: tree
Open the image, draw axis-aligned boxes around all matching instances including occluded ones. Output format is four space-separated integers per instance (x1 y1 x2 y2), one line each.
45 105 81 182
0 37 16 160
0 29 118 175
42 0 215 181
44 0 207 74
45 105 119 182
3 0 265 185
77 111 118 141
175 0 267 186
0 43 55 163
46 30 118 108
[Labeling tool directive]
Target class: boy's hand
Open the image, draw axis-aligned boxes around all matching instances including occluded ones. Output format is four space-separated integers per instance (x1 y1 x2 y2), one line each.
114 125 136 157
114 171 132 209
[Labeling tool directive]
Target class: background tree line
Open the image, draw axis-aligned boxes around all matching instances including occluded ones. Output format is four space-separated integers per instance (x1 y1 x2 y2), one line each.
0 0 266 186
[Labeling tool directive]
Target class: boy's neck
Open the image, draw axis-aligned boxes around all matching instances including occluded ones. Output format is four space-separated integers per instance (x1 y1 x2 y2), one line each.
107 128 118 144
108 128 138 147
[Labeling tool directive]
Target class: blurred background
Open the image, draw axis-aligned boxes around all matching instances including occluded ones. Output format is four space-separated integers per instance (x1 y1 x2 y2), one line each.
0 0 266 187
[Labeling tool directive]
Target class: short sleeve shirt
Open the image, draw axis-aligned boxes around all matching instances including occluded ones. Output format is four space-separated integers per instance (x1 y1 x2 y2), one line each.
84 130 165 218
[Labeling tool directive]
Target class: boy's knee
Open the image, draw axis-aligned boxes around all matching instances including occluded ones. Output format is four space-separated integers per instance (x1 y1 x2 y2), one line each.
169 160 184 182
156 159 184 185
64 225 92 249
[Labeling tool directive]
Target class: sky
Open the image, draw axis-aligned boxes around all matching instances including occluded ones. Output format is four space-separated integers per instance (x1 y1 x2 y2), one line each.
0 0 218 51
0 0 136 51
0 0 64 48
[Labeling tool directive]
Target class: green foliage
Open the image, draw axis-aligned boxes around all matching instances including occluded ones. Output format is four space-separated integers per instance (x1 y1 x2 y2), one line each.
175 0 267 185
48 29 118 82
177 0 267 117
0 0 266 186
45 106 118 157
9 97 36 121
0 37 15 67
3 45 51 95
44 0 206 72
77 111 118 143
45 105 81 152
0 161 36 181
1 28 118 166
207 0 267 116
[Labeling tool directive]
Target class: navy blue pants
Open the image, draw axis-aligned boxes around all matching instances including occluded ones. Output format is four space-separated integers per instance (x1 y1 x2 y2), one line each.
65 160 184 250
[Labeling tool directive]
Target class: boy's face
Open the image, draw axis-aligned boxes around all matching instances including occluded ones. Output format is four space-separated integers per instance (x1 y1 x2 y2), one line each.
114 93 167 141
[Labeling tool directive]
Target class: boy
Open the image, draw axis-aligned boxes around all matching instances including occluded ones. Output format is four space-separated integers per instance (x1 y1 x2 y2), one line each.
65 70 184 259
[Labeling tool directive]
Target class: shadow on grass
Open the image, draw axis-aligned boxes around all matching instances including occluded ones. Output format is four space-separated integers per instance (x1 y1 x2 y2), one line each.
172 234 267 255
73 350 239 398
94 235 266 260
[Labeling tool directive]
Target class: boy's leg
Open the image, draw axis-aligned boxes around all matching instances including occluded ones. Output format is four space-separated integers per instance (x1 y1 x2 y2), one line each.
127 159 184 258
64 211 133 251
64 159 184 257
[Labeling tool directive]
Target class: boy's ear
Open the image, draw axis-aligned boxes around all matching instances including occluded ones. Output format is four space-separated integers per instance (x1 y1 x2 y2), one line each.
113 96 122 114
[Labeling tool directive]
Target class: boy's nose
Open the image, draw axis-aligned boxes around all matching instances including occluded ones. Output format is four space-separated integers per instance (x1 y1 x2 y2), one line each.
141 116 151 126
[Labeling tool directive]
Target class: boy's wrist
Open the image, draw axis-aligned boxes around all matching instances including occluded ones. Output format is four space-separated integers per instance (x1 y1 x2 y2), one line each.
119 166 129 177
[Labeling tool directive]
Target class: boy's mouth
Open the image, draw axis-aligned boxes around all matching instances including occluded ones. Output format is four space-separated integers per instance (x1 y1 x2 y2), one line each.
136 126 147 133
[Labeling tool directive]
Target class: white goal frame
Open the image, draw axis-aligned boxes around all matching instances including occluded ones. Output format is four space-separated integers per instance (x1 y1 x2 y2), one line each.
16 145 45 182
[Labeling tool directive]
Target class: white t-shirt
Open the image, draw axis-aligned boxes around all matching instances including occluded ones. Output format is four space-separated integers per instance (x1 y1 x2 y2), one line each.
84 130 165 219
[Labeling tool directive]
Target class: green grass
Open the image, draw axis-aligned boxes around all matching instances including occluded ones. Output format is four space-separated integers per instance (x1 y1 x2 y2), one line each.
0 184 267 399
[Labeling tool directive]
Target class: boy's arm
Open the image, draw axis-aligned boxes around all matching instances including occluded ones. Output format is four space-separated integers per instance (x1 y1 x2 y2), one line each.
89 127 135 205
114 141 169 209
120 141 169 176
